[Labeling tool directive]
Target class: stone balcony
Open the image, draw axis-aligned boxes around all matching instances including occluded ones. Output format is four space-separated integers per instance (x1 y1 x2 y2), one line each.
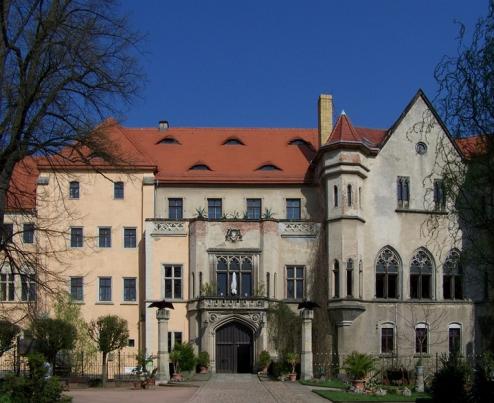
279 221 319 238
149 220 187 237
197 296 269 311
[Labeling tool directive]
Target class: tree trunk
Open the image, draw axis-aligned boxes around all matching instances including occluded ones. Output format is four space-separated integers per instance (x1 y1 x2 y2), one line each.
102 352 107 386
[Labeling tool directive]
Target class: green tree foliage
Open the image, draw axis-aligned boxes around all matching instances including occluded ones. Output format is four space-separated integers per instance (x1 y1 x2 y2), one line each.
267 302 302 357
0 319 20 357
89 315 128 384
0 353 67 403
31 318 76 367
431 353 470 403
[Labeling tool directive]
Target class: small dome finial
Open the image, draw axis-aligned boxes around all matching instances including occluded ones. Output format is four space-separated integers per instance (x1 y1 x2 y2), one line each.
341 110 346 116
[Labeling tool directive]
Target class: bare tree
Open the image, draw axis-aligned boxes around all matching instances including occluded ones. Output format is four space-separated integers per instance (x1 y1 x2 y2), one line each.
0 0 143 317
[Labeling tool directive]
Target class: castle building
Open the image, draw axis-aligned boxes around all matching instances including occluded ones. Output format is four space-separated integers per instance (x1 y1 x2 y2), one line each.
3 89 481 373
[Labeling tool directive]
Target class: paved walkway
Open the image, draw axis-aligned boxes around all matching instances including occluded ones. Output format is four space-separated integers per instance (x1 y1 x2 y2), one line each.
188 374 328 403
67 386 197 403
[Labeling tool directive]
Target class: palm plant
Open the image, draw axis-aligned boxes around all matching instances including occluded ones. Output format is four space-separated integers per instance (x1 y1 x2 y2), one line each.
343 351 375 380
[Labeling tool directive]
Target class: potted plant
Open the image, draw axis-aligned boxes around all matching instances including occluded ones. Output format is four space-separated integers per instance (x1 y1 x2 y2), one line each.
258 351 271 374
197 351 210 374
132 353 157 389
343 351 375 391
285 352 299 382
170 350 183 381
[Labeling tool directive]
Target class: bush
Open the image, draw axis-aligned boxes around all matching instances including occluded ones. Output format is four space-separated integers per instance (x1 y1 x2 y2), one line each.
470 353 494 403
172 342 196 372
0 320 20 357
197 351 210 368
431 353 470 403
259 351 271 369
0 353 68 403
343 351 375 380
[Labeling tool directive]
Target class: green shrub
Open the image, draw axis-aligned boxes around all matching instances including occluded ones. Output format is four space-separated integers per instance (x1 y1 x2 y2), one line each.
172 342 196 372
343 351 375 380
470 353 494 403
431 353 470 403
258 350 271 369
0 320 20 357
197 351 210 367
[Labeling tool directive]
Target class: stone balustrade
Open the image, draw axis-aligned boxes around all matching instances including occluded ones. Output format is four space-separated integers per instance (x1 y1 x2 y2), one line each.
279 222 319 238
151 221 187 236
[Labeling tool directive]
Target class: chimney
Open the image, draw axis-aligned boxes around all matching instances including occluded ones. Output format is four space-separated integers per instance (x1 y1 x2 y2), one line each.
158 120 169 131
318 94 333 146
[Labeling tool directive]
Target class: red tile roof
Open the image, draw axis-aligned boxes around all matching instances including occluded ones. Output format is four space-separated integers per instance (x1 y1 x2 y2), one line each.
7 157 38 211
455 135 487 157
325 113 386 148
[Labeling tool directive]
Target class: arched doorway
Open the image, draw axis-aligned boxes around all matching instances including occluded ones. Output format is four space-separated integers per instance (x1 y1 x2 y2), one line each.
216 321 253 373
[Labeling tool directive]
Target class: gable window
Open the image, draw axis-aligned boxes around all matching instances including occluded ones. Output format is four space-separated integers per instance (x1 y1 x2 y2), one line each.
433 179 446 211
415 323 429 354
443 249 463 300
346 259 354 297
98 227 112 248
216 255 253 297
70 227 83 248
124 228 137 248
289 138 310 146
208 198 222 219
123 278 136 302
70 277 83 301
169 198 183 219
114 182 124 199
333 260 340 298
247 198 262 219
99 277 112 302
448 324 461 354
410 249 433 299
286 265 304 300
23 223 35 244
286 198 301 220
334 186 338 207
1 223 13 244
347 184 353 207
69 181 80 199
376 247 400 298
164 265 182 299
381 324 395 354
397 176 410 208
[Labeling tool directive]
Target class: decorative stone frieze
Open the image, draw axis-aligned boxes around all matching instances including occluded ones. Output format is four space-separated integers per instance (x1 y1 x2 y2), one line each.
151 221 187 236
280 222 319 238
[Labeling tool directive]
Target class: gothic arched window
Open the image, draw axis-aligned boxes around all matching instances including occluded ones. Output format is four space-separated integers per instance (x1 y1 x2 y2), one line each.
375 247 400 299
410 249 434 299
443 249 463 300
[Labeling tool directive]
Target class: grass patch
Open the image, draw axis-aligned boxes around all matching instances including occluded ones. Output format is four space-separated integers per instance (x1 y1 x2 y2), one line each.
313 389 430 402
300 378 347 389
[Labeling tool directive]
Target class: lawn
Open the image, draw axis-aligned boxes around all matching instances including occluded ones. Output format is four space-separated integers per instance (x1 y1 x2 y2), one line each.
300 378 347 389
313 389 431 402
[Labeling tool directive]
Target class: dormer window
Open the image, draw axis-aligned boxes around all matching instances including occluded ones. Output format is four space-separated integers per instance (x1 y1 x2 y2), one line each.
157 136 180 145
189 164 211 171
289 138 311 147
223 138 244 145
256 164 281 171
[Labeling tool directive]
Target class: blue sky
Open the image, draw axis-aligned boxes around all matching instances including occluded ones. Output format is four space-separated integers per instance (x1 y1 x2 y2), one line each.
122 0 488 130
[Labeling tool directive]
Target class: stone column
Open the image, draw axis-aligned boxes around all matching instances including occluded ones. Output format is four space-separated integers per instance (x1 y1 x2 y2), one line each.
300 309 314 380
156 308 170 384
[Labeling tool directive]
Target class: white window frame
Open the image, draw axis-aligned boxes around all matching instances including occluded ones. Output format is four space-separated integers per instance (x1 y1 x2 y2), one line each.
415 322 429 355
378 322 396 355
448 322 462 354
98 276 112 303
122 277 137 303
162 264 183 300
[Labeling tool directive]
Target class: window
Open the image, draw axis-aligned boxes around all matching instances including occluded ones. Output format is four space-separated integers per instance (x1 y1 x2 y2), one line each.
190 164 211 170
208 198 222 219
23 223 34 244
433 179 446 211
158 136 179 144
415 324 428 354
359 187 362 208
20 273 36 302
114 182 124 199
347 184 353 207
397 176 410 208
286 199 301 220
443 249 463 300
334 186 338 207
223 138 244 145
124 228 137 248
70 277 83 301
70 227 83 248
266 272 270 298
164 265 182 299
1 223 13 243
375 247 400 299
0 270 15 301
289 138 310 146
99 277 112 301
410 249 433 299
346 259 354 297
448 324 461 354
416 142 428 155
168 331 183 352
216 255 253 297
98 227 111 248
168 198 183 219
257 164 281 171
123 278 136 302
247 198 262 219
128 339 135 347
381 325 395 354
69 181 80 199
333 260 340 298
191 273 195 299
286 266 304 299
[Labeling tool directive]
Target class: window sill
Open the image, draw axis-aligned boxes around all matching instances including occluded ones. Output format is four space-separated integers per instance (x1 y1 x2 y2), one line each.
395 208 448 215
71 300 85 305
120 301 138 305
95 301 114 305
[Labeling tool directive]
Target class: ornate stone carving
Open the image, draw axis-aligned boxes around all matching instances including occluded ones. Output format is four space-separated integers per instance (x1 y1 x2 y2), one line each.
225 228 243 242
280 222 318 238
152 221 186 236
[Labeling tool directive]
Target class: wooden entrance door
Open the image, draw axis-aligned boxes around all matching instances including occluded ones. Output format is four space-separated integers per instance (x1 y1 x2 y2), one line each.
216 322 253 373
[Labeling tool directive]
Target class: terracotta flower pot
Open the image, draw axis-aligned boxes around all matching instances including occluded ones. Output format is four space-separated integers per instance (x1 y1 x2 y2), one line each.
172 373 183 382
199 366 209 374
288 373 297 382
352 379 365 391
